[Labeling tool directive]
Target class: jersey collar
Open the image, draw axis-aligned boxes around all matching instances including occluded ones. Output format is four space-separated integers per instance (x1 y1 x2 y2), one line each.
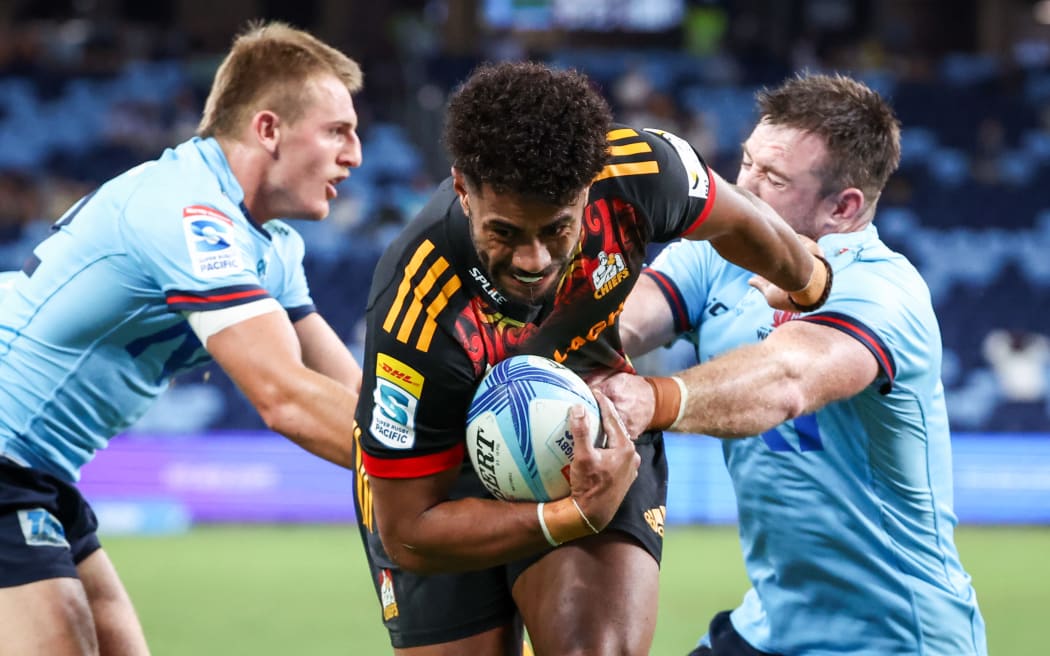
191 136 271 241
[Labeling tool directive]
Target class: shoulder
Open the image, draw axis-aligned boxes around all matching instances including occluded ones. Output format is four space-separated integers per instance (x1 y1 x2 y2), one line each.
368 185 471 342
591 125 709 201
115 149 228 229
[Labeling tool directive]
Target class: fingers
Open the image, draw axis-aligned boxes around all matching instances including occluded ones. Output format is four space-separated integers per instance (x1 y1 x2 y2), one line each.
592 390 630 447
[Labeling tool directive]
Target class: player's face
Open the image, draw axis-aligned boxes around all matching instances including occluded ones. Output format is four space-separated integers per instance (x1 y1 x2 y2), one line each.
457 177 589 306
736 120 837 239
266 74 361 221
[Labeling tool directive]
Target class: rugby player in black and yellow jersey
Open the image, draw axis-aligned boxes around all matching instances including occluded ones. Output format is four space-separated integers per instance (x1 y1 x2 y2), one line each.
352 61 830 656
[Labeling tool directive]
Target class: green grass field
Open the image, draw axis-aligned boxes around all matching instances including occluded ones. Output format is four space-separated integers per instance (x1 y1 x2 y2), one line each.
103 524 1048 655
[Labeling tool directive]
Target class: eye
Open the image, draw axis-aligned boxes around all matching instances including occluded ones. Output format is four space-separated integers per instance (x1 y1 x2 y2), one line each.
489 225 514 240
541 222 572 239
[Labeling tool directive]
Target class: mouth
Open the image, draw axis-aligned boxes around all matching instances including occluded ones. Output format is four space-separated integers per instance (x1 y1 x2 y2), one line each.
326 175 348 200
513 273 545 285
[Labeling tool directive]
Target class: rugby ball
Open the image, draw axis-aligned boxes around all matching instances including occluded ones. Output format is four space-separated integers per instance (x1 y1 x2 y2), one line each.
466 355 602 502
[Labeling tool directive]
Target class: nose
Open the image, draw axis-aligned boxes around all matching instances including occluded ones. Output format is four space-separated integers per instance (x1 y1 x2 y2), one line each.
512 238 552 274
340 132 362 169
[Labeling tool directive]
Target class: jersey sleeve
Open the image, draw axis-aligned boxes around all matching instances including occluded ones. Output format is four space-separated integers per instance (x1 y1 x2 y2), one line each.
354 238 478 479
120 184 270 313
261 220 316 322
797 246 936 393
642 239 726 335
595 126 718 243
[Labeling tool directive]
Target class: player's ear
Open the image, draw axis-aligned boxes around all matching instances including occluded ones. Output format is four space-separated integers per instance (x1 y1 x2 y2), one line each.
451 167 471 217
831 187 865 221
251 110 280 154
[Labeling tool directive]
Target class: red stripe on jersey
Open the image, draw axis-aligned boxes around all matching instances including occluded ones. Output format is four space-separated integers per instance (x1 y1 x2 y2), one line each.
166 288 269 305
803 314 895 382
362 443 465 478
642 269 689 334
680 168 718 238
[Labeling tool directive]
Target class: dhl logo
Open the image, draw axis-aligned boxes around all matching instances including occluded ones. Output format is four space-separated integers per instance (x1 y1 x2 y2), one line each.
376 353 425 397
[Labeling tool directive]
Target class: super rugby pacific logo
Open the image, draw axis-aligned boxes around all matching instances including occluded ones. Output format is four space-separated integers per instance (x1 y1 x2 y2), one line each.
183 206 234 253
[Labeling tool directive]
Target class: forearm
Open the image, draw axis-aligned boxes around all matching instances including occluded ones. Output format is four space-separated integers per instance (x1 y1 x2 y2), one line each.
294 313 363 391
672 342 810 437
260 368 358 468
708 203 813 294
380 495 593 574
652 325 874 436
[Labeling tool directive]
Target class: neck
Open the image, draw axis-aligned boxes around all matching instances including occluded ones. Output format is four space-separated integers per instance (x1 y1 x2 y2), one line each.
216 136 271 222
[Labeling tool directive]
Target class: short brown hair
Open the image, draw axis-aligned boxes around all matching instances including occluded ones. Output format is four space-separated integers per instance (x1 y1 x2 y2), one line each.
756 73 900 201
444 61 612 206
198 21 363 138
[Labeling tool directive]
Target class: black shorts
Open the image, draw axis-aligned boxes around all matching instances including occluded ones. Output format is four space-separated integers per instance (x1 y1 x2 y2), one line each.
688 611 781 656
354 432 668 649
0 456 101 588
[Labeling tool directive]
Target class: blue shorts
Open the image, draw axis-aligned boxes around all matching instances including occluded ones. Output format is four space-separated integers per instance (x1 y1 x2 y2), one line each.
689 611 781 656
0 456 101 588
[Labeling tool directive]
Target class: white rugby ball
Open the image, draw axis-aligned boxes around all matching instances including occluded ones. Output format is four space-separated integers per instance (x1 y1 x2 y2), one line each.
466 355 602 502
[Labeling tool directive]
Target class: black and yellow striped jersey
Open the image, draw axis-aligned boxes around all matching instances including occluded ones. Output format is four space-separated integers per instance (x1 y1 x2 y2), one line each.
355 125 716 479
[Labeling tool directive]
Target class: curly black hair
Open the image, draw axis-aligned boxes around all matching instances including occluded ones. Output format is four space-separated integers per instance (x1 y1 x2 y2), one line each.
443 61 613 206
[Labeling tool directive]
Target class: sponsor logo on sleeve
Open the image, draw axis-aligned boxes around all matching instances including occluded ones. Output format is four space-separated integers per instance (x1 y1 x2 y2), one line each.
370 353 425 449
644 128 710 200
181 205 243 279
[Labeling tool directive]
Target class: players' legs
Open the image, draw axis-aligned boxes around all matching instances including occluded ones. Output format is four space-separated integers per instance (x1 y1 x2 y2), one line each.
513 532 659 656
0 577 98 656
78 548 150 655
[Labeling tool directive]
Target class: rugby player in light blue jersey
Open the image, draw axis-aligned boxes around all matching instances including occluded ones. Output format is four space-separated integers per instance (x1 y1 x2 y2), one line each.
0 23 364 655
601 74 986 655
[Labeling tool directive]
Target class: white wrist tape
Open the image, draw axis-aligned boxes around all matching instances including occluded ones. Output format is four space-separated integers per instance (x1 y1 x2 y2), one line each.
669 375 689 430
537 502 560 547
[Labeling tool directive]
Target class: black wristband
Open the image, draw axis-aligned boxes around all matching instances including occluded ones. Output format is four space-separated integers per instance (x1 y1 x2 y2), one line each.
787 255 833 312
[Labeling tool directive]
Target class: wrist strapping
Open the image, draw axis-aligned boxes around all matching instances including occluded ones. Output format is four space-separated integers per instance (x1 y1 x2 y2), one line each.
541 497 599 545
571 497 599 535
645 375 689 431
537 502 559 547
787 254 833 312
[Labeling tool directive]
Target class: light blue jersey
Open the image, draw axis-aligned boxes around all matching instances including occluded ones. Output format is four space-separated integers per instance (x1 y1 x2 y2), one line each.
646 224 986 655
0 137 316 482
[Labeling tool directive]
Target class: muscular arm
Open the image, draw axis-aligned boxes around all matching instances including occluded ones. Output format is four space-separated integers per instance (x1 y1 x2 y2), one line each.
601 320 879 438
293 312 362 392
619 275 677 358
368 395 640 574
687 170 816 300
673 321 877 436
206 310 358 467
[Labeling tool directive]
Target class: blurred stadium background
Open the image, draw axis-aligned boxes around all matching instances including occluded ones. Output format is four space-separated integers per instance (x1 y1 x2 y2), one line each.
1 0 1048 653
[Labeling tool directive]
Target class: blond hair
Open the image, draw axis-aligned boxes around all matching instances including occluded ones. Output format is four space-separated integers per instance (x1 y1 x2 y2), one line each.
198 21 363 138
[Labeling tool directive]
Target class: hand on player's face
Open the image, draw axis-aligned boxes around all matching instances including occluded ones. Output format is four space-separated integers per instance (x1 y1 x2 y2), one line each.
564 391 640 531
749 234 826 311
